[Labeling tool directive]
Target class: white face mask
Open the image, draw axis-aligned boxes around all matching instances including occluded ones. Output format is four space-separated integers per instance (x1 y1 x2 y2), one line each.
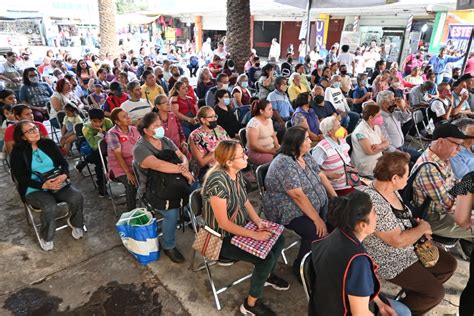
222 83 229 90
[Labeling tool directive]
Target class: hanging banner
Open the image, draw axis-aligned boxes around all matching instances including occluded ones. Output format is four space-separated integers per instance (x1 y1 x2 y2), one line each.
447 24 473 53
315 20 325 50
340 31 361 51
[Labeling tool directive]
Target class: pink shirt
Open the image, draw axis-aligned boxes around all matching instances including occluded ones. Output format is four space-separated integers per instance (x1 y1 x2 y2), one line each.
105 125 141 178
465 56 474 75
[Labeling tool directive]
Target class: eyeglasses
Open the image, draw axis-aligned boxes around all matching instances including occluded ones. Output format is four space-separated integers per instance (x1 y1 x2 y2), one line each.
205 115 218 120
446 138 463 148
23 126 39 135
232 153 248 160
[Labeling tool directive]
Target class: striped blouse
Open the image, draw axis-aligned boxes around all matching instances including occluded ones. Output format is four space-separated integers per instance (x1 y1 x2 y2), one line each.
202 170 249 237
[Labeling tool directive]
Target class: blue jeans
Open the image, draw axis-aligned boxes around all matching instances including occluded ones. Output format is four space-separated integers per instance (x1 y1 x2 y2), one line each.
341 111 361 133
387 298 411 316
158 207 179 250
399 145 421 163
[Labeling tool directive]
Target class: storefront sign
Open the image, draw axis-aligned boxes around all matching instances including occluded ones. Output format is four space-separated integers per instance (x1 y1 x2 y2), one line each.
457 0 474 10
315 20 325 50
340 31 361 51
447 24 473 53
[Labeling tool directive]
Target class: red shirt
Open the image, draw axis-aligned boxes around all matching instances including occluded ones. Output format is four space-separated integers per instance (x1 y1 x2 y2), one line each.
465 56 474 75
208 62 222 79
104 93 129 113
187 85 197 105
172 96 197 116
4 121 48 142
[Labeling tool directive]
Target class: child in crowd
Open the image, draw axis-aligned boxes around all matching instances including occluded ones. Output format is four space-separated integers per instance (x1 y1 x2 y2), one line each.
60 103 83 155
0 105 16 157
87 81 107 109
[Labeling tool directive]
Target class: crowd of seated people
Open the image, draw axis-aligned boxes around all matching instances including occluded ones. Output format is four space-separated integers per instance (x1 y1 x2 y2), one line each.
2 42 474 316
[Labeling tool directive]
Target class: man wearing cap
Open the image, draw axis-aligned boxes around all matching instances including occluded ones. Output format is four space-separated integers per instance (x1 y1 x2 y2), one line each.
429 47 466 84
412 123 474 241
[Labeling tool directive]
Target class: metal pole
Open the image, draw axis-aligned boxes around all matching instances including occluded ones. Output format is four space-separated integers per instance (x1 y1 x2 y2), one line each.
305 0 313 49
461 26 473 74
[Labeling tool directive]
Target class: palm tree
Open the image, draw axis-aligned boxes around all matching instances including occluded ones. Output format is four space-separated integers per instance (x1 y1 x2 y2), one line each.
98 0 119 58
226 0 251 73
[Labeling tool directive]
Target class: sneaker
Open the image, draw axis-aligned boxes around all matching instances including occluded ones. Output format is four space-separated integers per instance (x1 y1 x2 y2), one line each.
40 238 54 251
67 219 84 239
264 274 290 291
75 160 87 174
240 298 276 316
163 247 185 263
217 257 236 266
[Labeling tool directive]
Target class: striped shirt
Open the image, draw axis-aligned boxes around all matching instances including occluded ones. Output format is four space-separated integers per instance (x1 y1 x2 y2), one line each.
412 149 455 220
120 99 151 123
312 137 351 190
202 170 249 237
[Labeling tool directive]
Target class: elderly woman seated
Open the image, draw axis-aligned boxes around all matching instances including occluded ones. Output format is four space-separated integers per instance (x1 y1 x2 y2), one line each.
351 102 389 178
361 152 457 316
312 116 356 196
263 126 337 277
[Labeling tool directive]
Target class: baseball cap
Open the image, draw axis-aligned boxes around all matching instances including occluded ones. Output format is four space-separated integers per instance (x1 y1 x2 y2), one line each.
93 79 103 88
432 123 474 140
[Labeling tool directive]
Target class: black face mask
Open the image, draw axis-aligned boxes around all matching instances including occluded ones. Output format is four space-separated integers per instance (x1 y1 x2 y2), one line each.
255 63 260 67
453 75 460 80
157 74 164 79
340 70 347 75
314 95 325 104
132 61 138 66
207 121 218 129
388 105 397 113
288 58 293 64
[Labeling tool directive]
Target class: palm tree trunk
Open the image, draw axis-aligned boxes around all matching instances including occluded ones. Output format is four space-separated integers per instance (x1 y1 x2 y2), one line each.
98 0 119 58
226 0 251 73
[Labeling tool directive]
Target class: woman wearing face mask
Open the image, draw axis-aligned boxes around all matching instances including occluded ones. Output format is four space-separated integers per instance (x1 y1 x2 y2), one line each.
312 116 357 196
311 59 325 88
133 112 193 263
214 89 241 138
232 74 252 107
189 106 229 181
350 103 389 178
352 74 373 114
152 94 188 157
388 77 405 99
19 67 54 122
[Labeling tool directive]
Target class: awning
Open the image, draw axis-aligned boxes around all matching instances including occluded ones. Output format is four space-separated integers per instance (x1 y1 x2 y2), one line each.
116 13 160 27
273 0 395 9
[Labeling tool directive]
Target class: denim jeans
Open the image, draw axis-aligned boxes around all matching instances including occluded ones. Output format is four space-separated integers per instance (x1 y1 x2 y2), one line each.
386 298 411 316
158 207 179 250
24 185 84 241
399 145 421 163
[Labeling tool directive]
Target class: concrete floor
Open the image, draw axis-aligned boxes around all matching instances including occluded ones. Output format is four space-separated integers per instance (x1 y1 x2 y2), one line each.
0 159 469 316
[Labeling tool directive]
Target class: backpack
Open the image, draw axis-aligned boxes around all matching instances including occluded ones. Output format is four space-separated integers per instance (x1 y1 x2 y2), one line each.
399 161 442 219
190 55 199 67
145 149 190 210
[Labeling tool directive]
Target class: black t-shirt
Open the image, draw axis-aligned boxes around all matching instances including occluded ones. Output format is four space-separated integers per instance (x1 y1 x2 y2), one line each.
215 105 242 138
311 100 337 120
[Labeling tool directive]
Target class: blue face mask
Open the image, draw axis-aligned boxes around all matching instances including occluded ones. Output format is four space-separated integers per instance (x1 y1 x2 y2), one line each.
152 126 165 139
223 97 231 106
332 82 341 89
241 81 249 88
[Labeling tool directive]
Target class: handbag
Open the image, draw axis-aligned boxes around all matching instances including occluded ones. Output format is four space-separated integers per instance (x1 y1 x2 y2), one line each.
192 178 242 261
192 206 240 261
331 140 361 187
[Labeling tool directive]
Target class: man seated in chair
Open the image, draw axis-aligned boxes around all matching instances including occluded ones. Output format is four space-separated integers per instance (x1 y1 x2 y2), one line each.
412 123 474 245
76 108 113 196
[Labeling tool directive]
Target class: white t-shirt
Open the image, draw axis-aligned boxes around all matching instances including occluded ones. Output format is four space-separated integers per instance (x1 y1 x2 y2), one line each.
430 99 449 117
337 53 354 68
324 87 350 112
120 99 151 122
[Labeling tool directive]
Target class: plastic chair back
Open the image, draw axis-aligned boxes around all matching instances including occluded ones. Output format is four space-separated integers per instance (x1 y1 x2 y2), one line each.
300 251 315 302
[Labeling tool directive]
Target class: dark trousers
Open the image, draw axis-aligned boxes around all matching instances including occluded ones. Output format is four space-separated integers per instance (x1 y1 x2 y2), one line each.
24 185 84 242
399 145 421 163
187 64 199 77
220 234 285 298
460 247 474 316
84 149 104 188
115 175 137 211
388 248 457 316
285 215 319 275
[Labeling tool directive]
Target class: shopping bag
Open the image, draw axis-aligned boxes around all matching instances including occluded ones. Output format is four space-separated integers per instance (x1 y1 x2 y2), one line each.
115 208 160 265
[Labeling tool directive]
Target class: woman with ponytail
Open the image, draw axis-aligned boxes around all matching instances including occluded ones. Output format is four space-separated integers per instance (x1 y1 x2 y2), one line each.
310 190 411 316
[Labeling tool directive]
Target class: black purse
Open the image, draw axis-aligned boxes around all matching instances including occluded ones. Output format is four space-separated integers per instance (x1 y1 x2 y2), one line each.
23 151 70 191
